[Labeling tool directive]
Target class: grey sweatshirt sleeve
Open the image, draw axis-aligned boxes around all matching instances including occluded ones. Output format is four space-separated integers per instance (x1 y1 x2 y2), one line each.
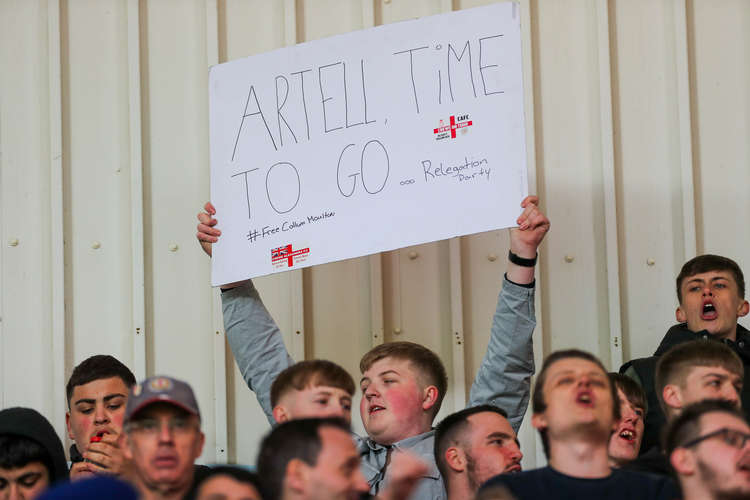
468 276 536 432
221 281 294 425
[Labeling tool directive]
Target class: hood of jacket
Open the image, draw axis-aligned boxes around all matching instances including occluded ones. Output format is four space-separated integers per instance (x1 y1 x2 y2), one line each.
0 407 69 483
655 322 750 362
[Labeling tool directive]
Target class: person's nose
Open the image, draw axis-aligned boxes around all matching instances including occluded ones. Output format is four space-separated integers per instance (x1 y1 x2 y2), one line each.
365 384 379 400
157 421 174 443
510 442 523 464
721 385 741 407
94 403 109 425
6 482 22 500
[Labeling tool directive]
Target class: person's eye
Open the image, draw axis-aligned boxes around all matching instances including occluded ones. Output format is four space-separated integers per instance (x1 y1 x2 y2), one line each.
19 475 40 488
688 286 700 292
383 379 396 385
171 419 189 430
557 377 573 385
715 283 726 289
0 478 8 489
490 439 505 446
107 403 123 411
592 379 606 387
314 398 329 406
342 403 352 411
707 380 721 388
79 407 94 415
635 409 644 418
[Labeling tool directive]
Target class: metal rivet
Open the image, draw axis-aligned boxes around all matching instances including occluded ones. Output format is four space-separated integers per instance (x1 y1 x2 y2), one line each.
408 251 418 260
215 331 220 336
646 258 655 266
487 254 498 262
384 0 391 4
169 243 179 252
92 241 101 249
296 330 301 335
394 328 402 335
8 238 19 247
564 255 574 263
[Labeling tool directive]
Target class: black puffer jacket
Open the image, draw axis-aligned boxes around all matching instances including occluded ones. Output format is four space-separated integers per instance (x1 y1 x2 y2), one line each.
0 407 69 484
620 323 750 456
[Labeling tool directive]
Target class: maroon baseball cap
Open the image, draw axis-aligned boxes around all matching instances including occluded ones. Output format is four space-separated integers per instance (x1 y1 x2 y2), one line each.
124 376 200 423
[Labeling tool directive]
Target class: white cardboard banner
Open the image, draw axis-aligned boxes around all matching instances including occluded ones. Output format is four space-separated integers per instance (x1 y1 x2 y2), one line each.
209 3 527 285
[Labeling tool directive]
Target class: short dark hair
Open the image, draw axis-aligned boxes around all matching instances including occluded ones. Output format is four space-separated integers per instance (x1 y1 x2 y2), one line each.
676 254 745 304
270 360 355 408
609 372 647 415
66 355 136 408
0 434 53 476
194 465 262 497
256 417 351 500
655 340 743 414
434 405 509 488
360 341 448 419
663 399 746 458
532 350 620 457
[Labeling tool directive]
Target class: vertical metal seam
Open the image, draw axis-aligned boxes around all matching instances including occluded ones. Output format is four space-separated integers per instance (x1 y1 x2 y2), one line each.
48 0 67 441
594 0 623 369
448 238 466 409
205 0 228 463
283 0 305 360
127 0 146 380
672 0 697 259
518 0 545 468
361 0 382 348
440 0 466 411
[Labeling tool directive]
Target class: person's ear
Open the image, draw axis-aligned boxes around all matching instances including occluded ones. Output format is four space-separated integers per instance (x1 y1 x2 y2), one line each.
663 384 683 411
273 405 290 424
66 412 74 441
670 448 695 476
422 386 439 412
196 431 205 458
286 459 309 494
676 306 687 323
531 412 547 432
737 300 749 318
122 433 133 461
444 447 466 473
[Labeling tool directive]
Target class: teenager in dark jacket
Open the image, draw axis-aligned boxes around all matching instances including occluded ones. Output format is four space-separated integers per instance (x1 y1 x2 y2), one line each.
621 254 749 456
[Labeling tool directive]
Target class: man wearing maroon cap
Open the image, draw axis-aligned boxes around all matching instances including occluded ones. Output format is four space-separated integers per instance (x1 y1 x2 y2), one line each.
122 375 207 500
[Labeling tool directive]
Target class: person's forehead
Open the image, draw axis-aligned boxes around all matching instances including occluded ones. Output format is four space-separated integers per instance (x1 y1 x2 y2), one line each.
297 385 352 398
0 461 48 479
681 270 736 288
699 411 750 435
466 411 514 438
685 364 739 381
362 356 415 377
71 376 129 400
546 357 606 379
136 402 191 419
199 475 261 498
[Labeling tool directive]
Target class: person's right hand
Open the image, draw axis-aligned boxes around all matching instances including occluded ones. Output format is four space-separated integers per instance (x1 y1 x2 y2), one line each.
196 202 221 257
69 461 96 480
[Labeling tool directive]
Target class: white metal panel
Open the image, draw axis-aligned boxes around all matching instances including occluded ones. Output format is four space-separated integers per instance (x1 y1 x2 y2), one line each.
141 0 216 461
63 0 134 367
691 0 750 321
222 0 287 60
0 0 57 426
380 0 443 24
611 0 693 361
533 0 612 364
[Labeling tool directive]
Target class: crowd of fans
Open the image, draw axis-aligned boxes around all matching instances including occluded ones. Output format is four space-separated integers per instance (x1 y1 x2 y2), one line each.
2 197 748 500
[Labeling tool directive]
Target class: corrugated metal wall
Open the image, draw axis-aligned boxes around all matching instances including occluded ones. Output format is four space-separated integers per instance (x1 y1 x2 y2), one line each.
1 0 748 469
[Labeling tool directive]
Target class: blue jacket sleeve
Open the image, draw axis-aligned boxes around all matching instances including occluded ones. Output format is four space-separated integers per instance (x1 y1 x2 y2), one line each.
221 281 294 425
468 276 536 432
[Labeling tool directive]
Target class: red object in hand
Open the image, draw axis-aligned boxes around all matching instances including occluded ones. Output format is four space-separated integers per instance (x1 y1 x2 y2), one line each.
90 432 105 443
